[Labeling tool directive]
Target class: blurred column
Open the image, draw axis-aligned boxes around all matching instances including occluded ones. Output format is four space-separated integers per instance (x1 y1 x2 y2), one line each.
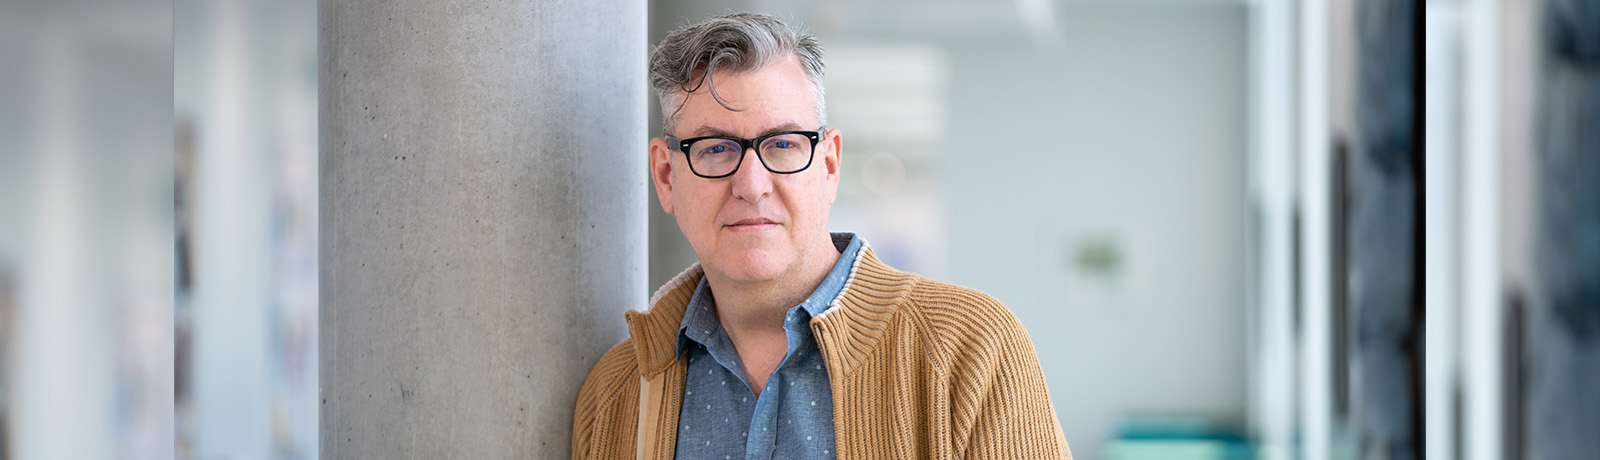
1246 1 1299 458
1528 1 1600 459
1459 0 1504 459
1346 1 1418 459
319 0 645 457
1422 5 1461 460
1297 0 1334 459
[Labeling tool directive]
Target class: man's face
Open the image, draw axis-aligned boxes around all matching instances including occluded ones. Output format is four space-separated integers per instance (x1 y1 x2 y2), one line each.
649 55 843 286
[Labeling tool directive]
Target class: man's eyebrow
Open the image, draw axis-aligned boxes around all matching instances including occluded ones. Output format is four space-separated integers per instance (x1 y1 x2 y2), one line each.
690 123 804 138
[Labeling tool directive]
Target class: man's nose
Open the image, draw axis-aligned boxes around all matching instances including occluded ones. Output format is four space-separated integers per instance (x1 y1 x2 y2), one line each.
728 146 774 203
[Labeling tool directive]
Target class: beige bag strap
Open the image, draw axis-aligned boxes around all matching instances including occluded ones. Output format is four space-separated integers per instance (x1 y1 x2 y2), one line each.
635 372 665 460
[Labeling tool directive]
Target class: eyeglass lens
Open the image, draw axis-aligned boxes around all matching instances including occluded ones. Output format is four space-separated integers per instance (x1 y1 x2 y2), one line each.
686 133 814 177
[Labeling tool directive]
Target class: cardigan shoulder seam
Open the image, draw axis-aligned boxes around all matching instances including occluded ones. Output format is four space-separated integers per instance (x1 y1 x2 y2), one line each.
901 278 1024 372
887 273 958 372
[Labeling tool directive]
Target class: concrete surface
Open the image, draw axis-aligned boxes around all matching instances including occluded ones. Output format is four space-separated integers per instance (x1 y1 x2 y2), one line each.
319 0 646 457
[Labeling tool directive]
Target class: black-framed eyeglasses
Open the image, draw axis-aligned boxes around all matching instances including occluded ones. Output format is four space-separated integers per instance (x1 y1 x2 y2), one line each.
664 129 824 179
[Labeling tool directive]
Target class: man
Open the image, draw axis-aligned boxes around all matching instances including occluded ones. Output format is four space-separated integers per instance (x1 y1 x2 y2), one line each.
573 12 1071 459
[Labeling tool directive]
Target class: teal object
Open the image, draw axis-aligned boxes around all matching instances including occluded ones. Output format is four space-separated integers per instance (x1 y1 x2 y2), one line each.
1104 416 1254 460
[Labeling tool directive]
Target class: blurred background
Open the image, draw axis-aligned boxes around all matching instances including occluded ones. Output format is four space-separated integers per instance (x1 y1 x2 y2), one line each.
0 0 175 459
0 0 1591 459
1427 1 1600 460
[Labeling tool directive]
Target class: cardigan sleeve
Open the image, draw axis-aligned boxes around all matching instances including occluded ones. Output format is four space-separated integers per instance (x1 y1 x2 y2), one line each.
921 284 1074 459
571 339 640 460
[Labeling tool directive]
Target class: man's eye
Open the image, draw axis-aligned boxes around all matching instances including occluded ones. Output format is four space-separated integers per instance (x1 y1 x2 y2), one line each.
770 141 794 150
706 145 729 154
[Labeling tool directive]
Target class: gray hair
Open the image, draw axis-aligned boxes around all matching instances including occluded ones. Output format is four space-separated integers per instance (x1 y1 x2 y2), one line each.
649 12 827 135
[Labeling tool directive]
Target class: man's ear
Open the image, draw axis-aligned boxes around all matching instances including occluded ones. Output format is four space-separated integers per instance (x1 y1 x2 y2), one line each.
649 137 676 214
822 128 843 205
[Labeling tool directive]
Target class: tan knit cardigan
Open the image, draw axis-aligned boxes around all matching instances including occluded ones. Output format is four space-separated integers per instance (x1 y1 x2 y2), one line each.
572 246 1073 459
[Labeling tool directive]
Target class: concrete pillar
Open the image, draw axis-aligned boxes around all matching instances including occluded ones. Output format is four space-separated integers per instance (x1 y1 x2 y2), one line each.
319 0 646 457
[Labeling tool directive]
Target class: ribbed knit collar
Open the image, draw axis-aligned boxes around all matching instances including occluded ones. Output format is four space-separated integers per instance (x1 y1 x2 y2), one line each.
624 242 917 378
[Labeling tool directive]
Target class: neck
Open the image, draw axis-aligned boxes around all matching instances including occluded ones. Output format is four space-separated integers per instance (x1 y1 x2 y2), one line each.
705 239 841 337
702 234 843 395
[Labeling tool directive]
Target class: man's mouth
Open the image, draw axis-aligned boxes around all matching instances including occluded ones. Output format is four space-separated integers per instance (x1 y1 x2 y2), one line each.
725 218 778 231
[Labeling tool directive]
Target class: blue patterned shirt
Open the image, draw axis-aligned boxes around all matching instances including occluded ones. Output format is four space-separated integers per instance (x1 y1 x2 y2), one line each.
673 233 862 460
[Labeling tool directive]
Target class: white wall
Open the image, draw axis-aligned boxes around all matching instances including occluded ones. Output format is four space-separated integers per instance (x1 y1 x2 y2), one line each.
941 4 1248 458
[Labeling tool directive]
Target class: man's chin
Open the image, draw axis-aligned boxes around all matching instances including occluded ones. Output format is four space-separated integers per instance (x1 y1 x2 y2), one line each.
713 251 789 284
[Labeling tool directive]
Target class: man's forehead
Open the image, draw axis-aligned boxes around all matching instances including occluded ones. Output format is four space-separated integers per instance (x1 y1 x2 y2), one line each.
688 122 805 138
668 56 818 137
